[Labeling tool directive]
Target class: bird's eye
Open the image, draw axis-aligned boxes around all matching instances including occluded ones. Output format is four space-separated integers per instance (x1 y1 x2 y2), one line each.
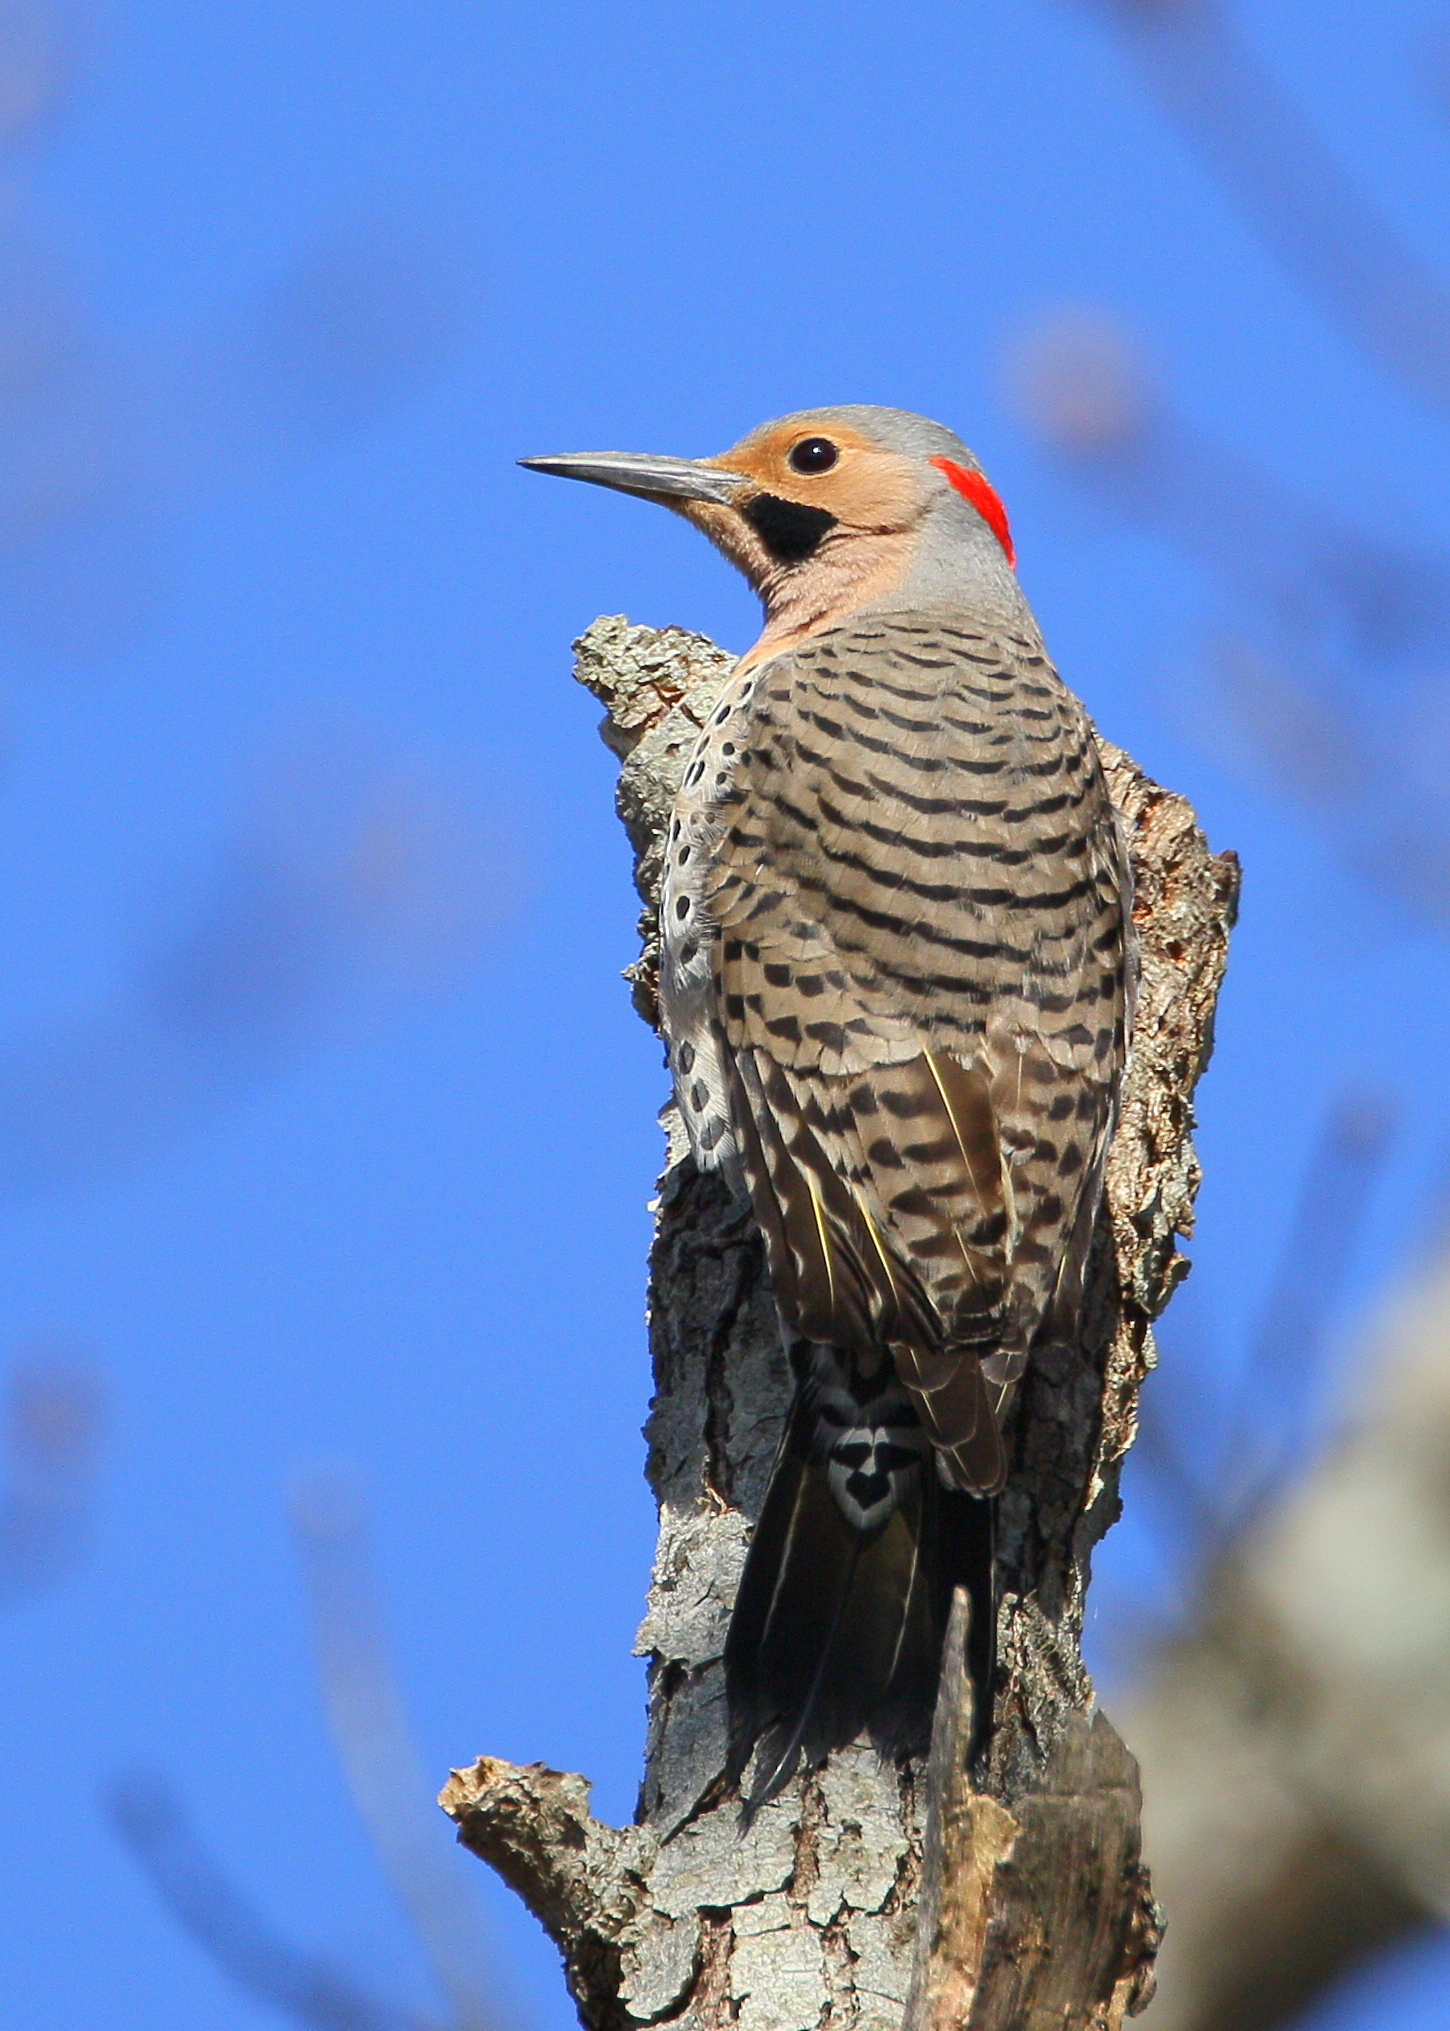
787 437 839 475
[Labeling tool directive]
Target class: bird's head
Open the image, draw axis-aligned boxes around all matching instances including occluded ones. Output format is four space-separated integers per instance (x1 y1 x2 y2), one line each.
521 405 1022 654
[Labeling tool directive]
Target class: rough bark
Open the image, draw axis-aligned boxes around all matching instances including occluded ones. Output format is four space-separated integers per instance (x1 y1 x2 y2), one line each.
440 615 1238 2031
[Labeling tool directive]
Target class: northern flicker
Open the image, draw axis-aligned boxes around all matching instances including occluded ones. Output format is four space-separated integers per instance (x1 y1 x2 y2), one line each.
523 407 1134 1807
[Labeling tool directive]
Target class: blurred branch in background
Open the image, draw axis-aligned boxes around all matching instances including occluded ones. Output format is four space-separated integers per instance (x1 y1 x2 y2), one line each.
1074 0 1450 419
0 201 483 667
0 5 482 668
1213 1091 1396 1522
107 1472 506 2031
4 15 504 2017
0 1345 104 1608
0 0 80 147
1016 16 1450 2022
1094 1094 1395 1673
152 720 512 1054
1009 310 1450 927
1008 309 1450 672
106 1770 447 2031
1121 1241 1450 2031
292 1467 502 2031
214 207 484 449
0 721 513 1199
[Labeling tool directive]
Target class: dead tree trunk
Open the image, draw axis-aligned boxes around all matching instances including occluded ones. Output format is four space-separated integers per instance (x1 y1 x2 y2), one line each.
440 616 1238 2031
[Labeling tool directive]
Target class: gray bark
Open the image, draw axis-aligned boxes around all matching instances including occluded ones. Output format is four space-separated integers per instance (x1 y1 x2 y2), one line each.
440 616 1238 2031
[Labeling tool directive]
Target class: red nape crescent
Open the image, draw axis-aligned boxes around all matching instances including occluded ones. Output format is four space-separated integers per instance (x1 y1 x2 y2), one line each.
930 456 1015 568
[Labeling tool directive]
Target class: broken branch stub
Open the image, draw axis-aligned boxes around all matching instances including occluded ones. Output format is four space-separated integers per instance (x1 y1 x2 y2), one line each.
441 615 1237 2031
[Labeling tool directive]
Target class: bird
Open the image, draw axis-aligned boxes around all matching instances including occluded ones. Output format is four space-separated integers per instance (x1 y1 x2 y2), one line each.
521 407 1133 1810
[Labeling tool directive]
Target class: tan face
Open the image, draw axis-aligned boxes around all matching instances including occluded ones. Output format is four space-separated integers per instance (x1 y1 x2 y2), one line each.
667 423 934 649
709 420 925 533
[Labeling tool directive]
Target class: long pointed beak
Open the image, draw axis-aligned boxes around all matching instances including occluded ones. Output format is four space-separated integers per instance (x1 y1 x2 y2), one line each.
518 450 746 507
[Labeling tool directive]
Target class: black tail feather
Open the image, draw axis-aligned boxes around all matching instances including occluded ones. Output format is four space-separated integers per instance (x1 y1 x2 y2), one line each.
724 1387 996 1810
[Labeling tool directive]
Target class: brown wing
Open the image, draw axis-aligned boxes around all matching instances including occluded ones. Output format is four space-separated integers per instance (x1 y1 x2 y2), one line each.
705 612 1131 1493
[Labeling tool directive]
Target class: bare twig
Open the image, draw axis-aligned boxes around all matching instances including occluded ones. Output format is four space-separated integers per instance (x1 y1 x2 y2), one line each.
1133 1090 1396 1563
1077 0 1450 417
105 1471 501 2031
0 1349 105 1609
1221 1092 1395 1511
106 1769 444 2031
293 1467 501 2031
1009 310 1450 671
1011 315 1450 925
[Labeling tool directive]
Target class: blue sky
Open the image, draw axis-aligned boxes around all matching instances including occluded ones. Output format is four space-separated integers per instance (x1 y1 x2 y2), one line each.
5 3 1450 2026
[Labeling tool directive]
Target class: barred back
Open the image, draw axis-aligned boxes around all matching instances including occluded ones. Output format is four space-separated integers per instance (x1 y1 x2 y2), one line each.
662 609 1132 1494
660 606 1132 1803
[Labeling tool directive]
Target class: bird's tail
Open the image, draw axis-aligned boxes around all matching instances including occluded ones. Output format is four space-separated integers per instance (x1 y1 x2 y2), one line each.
724 1341 995 1813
